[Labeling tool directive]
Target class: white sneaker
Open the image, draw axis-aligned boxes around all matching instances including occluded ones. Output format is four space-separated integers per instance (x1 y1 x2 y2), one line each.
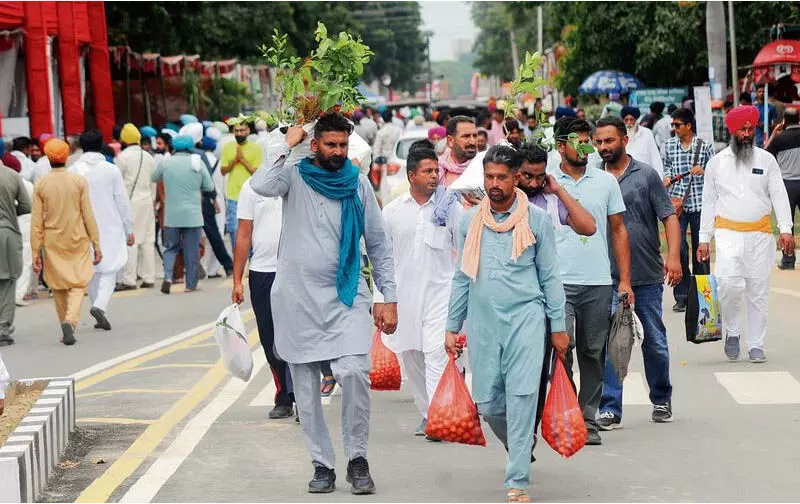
15 299 29 307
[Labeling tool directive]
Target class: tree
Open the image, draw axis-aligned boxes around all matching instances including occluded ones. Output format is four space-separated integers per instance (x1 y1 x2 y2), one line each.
104 1 426 92
471 1 800 95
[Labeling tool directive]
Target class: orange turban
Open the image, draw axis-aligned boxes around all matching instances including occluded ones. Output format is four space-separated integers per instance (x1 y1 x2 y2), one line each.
725 105 759 134
44 138 69 165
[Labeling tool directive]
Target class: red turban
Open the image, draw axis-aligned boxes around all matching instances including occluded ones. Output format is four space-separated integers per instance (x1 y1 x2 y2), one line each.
725 105 759 134
2 153 21 172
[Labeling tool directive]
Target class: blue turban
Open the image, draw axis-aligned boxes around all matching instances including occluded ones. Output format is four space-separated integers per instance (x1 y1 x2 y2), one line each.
180 114 199 125
140 125 158 138
166 122 181 133
172 135 194 152
0 141 4 157
555 106 577 119
202 120 212 129
621 106 641 120
200 136 217 152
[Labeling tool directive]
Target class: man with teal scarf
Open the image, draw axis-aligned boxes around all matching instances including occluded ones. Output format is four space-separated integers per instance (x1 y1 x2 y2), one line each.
249 114 398 496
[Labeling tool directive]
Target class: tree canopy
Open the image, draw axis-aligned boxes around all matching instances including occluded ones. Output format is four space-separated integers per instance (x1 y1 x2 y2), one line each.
105 1 426 92
471 1 800 95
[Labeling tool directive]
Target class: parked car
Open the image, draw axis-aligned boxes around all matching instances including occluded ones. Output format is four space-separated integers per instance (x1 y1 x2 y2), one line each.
378 129 429 207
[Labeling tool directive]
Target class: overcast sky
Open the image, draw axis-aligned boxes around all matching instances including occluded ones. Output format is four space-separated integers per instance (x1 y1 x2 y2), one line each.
419 1 477 61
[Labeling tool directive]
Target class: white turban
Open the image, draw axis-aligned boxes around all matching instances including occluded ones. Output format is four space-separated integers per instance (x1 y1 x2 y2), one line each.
205 126 222 141
179 122 204 145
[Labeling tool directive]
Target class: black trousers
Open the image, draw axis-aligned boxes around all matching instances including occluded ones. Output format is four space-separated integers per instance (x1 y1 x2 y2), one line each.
782 179 800 265
249 270 294 407
674 211 702 303
202 197 233 272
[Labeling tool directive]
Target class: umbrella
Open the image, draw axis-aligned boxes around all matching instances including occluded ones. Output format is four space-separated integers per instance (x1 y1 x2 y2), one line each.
750 39 800 139
579 70 643 95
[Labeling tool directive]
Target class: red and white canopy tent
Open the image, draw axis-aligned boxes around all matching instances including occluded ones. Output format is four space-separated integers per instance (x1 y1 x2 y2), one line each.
0 1 115 140
746 39 800 139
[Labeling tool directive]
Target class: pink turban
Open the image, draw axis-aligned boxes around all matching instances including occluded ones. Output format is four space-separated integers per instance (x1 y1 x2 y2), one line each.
725 105 759 134
428 126 446 141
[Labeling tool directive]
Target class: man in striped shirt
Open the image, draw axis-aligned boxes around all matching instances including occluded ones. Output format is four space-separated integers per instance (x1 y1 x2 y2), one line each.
662 108 716 312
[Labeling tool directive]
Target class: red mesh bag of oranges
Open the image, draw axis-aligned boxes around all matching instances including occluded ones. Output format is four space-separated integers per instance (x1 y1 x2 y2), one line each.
369 330 401 391
425 356 486 446
541 357 587 457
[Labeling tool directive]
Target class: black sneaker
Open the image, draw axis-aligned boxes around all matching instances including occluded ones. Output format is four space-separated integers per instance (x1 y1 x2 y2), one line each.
161 281 171 294
597 411 623 431
346 457 376 495
0 334 15 346
672 301 687 313
268 405 294 419
308 465 336 494
140 282 155 289
586 430 602 445
90 307 112 331
652 403 673 423
295 408 300 424
61 323 76 346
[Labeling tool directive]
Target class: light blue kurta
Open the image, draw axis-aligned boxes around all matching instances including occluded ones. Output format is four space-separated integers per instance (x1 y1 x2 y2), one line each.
446 198 566 404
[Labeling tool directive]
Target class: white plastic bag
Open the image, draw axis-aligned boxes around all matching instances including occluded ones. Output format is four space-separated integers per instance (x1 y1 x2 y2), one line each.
214 304 253 381
448 150 487 194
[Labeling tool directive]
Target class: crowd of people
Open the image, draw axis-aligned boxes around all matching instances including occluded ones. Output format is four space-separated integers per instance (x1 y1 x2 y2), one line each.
0 92 797 501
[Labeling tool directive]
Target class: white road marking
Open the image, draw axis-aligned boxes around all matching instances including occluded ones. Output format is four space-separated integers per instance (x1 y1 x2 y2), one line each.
715 371 800 404
771 287 800 298
119 350 267 503
249 378 276 407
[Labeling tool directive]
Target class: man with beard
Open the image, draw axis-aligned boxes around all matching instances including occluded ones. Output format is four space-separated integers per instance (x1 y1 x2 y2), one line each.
439 116 478 187
698 106 794 363
10 137 36 183
517 143 595 235
379 147 463 439
593 117 682 428
504 119 523 149
116 123 157 290
476 129 489 152
249 114 397 495
69 129 135 330
662 108 716 312
221 121 263 250
621 106 664 177
446 145 567 503
552 117 631 446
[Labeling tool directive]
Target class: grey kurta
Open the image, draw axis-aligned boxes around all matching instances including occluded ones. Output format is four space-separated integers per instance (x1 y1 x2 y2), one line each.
249 142 397 364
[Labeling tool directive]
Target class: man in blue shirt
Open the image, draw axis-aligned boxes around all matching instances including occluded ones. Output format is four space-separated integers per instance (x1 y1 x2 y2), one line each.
755 84 778 148
552 117 632 446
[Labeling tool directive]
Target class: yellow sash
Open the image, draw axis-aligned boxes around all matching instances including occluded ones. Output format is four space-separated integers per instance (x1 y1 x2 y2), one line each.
715 215 771 233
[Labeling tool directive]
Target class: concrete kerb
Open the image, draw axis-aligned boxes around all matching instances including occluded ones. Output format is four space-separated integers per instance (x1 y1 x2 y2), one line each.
0 377 75 503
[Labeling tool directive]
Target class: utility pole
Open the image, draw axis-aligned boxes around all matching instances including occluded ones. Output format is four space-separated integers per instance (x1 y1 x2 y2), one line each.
510 27 520 79
423 30 434 102
728 0 740 106
537 6 543 54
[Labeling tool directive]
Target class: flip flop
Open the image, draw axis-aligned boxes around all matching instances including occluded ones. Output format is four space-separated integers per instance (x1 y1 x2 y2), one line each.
320 377 336 397
507 489 530 503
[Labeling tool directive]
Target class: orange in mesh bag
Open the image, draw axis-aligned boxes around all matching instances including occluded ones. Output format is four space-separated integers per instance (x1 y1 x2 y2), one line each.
369 329 402 391
541 357 587 458
425 356 486 446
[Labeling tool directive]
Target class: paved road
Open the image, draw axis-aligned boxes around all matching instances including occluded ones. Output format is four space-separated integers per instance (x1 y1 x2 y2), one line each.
6 268 800 502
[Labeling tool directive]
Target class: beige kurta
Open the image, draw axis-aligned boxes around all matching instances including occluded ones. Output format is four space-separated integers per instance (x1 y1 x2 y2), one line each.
30 168 100 289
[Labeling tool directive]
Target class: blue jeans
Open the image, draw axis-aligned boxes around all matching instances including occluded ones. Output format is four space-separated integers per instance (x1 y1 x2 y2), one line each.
600 283 672 417
163 227 202 290
226 199 239 251
674 211 702 303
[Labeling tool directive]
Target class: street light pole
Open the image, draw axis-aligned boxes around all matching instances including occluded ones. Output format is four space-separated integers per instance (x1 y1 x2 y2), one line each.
728 0 740 106
423 30 434 103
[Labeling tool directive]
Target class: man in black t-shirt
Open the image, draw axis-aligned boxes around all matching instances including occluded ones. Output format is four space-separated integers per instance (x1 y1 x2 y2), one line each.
766 107 800 270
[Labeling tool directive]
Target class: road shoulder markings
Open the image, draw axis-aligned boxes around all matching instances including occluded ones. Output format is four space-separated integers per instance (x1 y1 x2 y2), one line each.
714 371 800 404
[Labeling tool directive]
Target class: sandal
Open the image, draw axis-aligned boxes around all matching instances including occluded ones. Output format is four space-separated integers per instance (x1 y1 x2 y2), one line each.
320 377 336 397
507 488 530 503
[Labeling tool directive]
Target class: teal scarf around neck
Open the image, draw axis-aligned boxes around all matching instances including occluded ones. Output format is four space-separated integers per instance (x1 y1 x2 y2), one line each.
298 157 364 307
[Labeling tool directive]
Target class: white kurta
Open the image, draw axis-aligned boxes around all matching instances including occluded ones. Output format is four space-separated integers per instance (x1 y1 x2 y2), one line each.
699 147 793 279
70 152 135 273
379 192 463 353
10 151 36 183
15 178 34 302
627 126 664 178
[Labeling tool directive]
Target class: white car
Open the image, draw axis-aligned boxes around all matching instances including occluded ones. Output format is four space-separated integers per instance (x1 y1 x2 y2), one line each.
378 130 430 207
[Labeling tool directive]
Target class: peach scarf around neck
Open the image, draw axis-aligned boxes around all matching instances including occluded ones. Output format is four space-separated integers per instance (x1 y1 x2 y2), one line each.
460 187 536 281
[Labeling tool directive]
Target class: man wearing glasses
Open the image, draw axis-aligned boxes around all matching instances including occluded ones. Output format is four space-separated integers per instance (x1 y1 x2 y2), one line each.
662 108 716 312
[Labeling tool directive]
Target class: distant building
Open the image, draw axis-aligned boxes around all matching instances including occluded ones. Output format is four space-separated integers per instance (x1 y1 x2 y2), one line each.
451 38 473 59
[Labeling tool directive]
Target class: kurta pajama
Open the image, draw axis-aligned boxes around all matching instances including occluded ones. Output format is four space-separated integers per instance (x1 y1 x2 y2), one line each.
379 191 462 418
70 153 135 312
0 167 32 338
116 146 157 286
446 199 566 490
31 169 100 329
249 142 397 470
699 147 793 351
